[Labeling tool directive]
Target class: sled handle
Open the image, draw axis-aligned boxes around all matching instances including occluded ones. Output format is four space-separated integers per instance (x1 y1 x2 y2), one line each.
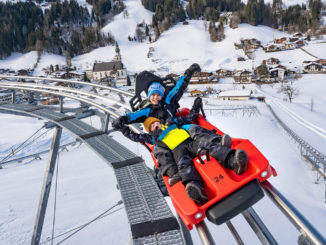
197 148 210 165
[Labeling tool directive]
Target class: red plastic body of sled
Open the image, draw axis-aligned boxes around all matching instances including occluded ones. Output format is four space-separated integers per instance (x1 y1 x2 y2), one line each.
148 108 277 230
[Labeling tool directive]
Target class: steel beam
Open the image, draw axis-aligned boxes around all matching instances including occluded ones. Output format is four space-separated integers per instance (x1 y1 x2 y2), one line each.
242 207 278 245
261 181 326 245
226 220 244 245
195 221 216 245
31 126 62 245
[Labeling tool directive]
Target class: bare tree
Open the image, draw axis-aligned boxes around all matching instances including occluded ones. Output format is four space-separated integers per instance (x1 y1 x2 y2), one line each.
278 82 299 103
229 12 240 29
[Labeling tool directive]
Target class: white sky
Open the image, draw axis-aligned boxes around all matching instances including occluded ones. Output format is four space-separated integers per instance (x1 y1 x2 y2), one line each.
1 0 326 244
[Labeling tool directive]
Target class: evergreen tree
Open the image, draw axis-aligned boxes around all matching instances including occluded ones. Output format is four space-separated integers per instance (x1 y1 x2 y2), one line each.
127 75 131 86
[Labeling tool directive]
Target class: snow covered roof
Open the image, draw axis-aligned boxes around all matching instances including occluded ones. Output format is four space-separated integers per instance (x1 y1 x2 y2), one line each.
93 61 124 72
218 90 252 97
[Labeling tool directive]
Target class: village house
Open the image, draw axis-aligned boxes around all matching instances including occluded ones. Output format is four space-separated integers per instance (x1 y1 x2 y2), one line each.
284 42 296 50
275 37 287 44
59 72 81 80
215 69 233 78
316 59 326 66
190 72 213 83
303 62 323 73
264 44 279 52
234 70 252 83
218 90 252 101
236 38 261 50
295 40 304 47
263 58 280 66
269 67 287 80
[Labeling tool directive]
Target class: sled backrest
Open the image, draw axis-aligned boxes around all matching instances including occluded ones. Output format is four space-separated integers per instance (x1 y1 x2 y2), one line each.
129 71 177 112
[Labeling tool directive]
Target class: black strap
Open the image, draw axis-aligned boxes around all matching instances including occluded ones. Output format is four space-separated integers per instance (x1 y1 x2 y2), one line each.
79 131 106 140
111 156 143 169
130 217 179 238
54 115 75 122
24 107 41 112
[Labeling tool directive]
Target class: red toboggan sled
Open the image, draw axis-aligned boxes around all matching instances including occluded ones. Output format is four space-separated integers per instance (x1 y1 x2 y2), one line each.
147 108 277 230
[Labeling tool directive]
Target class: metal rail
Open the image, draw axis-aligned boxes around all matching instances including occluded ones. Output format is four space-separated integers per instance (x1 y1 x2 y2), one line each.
266 104 326 200
0 75 135 98
0 81 131 111
261 181 326 245
0 84 140 133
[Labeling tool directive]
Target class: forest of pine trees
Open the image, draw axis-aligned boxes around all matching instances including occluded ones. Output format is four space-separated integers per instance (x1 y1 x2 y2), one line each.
142 0 186 39
141 0 324 41
0 0 324 58
0 0 121 59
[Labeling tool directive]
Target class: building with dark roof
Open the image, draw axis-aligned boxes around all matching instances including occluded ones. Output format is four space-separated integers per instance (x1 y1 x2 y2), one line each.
92 61 127 83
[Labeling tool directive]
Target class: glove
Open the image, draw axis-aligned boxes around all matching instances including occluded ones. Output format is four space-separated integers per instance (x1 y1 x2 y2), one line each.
166 165 178 178
192 97 202 111
112 118 124 130
185 63 201 78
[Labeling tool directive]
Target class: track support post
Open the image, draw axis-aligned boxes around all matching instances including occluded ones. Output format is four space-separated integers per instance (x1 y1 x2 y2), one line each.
31 126 62 245
103 113 110 133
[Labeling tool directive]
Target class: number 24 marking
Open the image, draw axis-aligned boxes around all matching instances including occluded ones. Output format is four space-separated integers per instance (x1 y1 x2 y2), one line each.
214 174 224 183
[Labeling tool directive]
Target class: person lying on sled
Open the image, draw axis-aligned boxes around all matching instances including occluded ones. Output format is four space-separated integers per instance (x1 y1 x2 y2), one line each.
112 63 201 128
114 117 249 205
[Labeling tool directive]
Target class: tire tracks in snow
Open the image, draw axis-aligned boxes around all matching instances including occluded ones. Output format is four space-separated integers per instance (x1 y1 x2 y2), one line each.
272 100 326 139
254 85 326 140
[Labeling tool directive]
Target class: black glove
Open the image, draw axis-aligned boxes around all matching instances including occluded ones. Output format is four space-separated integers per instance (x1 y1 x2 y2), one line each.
185 63 201 78
166 165 178 178
192 97 202 111
112 118 124 130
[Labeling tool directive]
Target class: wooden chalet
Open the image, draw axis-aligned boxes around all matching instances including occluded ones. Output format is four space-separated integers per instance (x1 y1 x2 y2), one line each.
303 62 323 72
263 58 280 66
234 70 252 83
190 72 212 83
275 37 287 44
216 69 233 78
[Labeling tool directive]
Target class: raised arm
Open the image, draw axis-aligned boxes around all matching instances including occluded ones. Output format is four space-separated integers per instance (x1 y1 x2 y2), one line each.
164 63 201 106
